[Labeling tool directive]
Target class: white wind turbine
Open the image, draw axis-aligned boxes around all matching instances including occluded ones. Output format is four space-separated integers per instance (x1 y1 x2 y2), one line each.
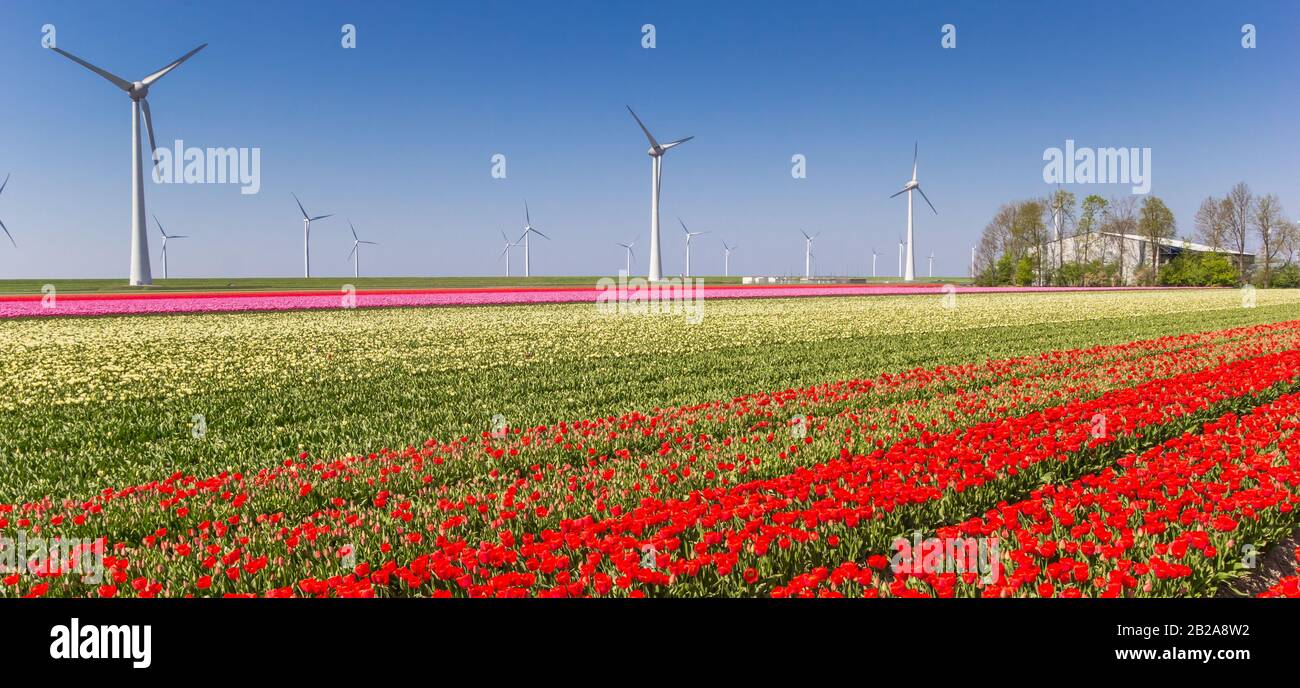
347 220 377 279
0 174 15 251
928 252 935 278
51 42 207 285
628 106 693 282
871 246 878 278
293 194 332 278
897 237 904 278
679 218 709 276
153 215 187 279
616 237 638 274
721 241 736 277
800 230 819 278
498 230 520 277
888 142 937 282
518 201 550 277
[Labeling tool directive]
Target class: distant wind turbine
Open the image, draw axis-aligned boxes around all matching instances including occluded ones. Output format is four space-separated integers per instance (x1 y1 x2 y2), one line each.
518 201 550 277
153 215 187 279
871 246 878 278
679 218 709 276
889 142 937 282
498 230 520 276
897 237 904 278
293 193 332 278
928 252 935 278
800 230 819 278
616 237 638 274
628 106 693 281
0 174 15 249
722 241 736 277
347 220 377 278
51 42 207 285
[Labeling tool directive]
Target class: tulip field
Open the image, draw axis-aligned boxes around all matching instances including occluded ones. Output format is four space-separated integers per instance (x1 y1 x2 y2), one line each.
4 287 1300 597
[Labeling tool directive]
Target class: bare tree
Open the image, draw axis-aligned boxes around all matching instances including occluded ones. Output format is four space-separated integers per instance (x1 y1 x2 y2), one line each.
1224 182 1253 281
1138 196 1176 280
1252 193 1287 285
1106 196 1138 284
1193 196 1228 250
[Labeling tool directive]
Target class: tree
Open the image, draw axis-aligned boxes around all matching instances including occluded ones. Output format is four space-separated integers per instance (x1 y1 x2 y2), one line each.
1137 196 1176 280
1105 196 1138 284
1077 195 1108 276
1224 182 1253 282
1193 196 1228 250
1044 188 1076 279
1252 193 1287 286
1011 200 1047 285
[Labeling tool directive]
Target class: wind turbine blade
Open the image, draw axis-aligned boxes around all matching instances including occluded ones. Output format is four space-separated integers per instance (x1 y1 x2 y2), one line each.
349 220 358 242
501 230 509 243
292 193 310 220
660 136 693 152
679 217 689 234
50 47 132 91
154 215 166 237
626 106 661 150
889 188 908 199
347 244 357 261
498 246 510 259
141 43 208 86
360 241 377 245
532 229 551 240
171 235 188 239
0 174 8 197
0 218 14 248
310 214 332 221
917 186 938 215
912 141 918 180
800 229 811 239
524 200 531 227
140 98 159 160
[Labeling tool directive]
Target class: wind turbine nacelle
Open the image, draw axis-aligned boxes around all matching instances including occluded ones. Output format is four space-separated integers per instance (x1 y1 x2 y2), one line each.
903 180 919 191
130 82 149 99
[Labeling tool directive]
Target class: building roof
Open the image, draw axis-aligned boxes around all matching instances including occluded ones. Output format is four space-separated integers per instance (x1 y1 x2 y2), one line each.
1091 231 1254 257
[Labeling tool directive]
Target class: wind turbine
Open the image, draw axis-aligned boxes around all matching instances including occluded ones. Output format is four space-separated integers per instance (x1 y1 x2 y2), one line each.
888 142 937 282
347 220 377 279
897 237 904 278
800 230 819 278
722 241 736 277
679 218 709 276
928 252 935 278
628 106 693 282
153 215 187 279
518 201 550 277
871 247 878 278
498 230 520 277
293 194 332 278
616 237 638 274
50 43 207 286
0 174 15 250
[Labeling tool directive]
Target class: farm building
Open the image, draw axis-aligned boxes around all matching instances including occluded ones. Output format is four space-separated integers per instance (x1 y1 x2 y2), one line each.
1039 232 1254 285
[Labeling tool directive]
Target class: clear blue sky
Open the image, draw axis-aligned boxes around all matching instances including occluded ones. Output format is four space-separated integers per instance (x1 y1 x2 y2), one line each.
0 0 1297 279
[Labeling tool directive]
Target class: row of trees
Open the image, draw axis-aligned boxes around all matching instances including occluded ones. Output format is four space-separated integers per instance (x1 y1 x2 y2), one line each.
973 183 1298 287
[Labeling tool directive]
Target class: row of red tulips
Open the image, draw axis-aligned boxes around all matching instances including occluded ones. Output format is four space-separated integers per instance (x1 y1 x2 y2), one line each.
774 389 1300 597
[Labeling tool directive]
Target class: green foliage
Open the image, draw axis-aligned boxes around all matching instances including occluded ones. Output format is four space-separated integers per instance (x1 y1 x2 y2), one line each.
1013 256 1035 286
1158 252 1240 287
